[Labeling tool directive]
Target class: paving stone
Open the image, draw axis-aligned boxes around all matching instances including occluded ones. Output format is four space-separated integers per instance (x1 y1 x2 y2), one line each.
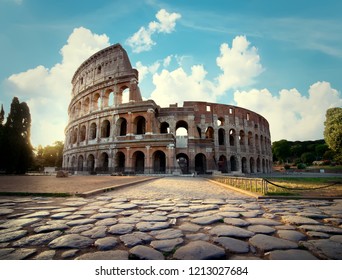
249 234 298 251
210 225 255 238
0 248 15 258
151 238 184 252
34 223 69 233
219 212 240 218
247 225 276 234
203 199 225 205
63 214 85 220
95 218 118 226
66 219 97 227
245 218 282 226
275 225 296 230
267 249 318 260
0 218 40 229
306 231 330 238
0 248 37 260
21 211 50 218
189 204 219 212
62 201 88 207
114 203 138 210
51 207 78 213
178 223 201 232
299 224 342 234
61 249 78 259
33 250 56 260
0 230 27 242
95 237 118 250
186 233 209 241
81 226 107 238
224 218 250 227
240 211 262 218
141 215 168 222
136 222 169 232
13 231 62 246
76 250 129 260
67 224 94 234
191 215 223 225
154 229 183 240
277 230 307 242
120 232 153 247
282 215 320 225
220 206 243 212
213 237 250 253
168 213 189 219
108 224 134 235
297 212 328 219
49 234 93 249
173 241 225 260
323 218 342 226
90 213 118 219
130 245 164 260
0 209 14 215
118 217 141 224
300 239 342 259
50 212 71 219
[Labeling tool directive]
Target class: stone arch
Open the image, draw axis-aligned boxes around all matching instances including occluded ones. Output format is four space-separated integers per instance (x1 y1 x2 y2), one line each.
217 117 225 126
72 128 78 144
80 125 86 142
114 152 125 173
241 157 248 173
160 122 170 134
117 118 127 136
255 134 259 151
205 126 214 140
218 128 225 145
195 153 206 174
250 157 255 173
176 120 188 136
89 122 97 140
229 129 236 146
71 155 76 170
248 131 253 146
218 155 228 173
103 89 114 107
133 151 145 173
99 152 109 171
87 154 95 172
134 116 146 135
257 157 261 172
153 150 166 173
93 92 101 110
101 120 111 138
177 153 189 174
83 97 90 114
77 155 84 171
230 155 238 172
239 130 245 146
262 158 266 173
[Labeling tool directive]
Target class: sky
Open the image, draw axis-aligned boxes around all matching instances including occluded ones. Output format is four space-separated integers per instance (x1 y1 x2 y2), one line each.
0 0 341 148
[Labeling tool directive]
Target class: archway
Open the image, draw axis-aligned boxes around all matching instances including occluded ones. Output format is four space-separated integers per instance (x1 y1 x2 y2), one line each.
250 157 255 173
115 152 125 173
241 157 247 173
101 120 110 138
89 123 97 140
218 128 225 145
99 152 109 172
135 116 146 135
133 151 145 173
87 154 95 172
77 155 84 171
230 155 238 172
153 151 166 173
195 153 206 174
218 155 228 173
176 153 189 174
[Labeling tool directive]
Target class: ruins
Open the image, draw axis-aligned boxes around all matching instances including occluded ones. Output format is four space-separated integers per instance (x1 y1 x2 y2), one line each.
62 44 272 175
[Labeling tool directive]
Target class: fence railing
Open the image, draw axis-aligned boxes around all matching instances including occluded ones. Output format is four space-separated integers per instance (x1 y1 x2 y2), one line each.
212 176 269 194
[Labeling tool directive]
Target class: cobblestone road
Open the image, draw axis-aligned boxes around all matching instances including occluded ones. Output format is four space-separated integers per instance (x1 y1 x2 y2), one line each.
0 177 341 260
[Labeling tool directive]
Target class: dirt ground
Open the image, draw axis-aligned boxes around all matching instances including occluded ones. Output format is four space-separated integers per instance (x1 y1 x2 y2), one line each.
0 175 154 195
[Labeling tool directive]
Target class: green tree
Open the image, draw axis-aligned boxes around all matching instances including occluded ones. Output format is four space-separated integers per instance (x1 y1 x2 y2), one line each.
272 139 291 163
324 108 342 163
33 141 64 169
301 152 316 165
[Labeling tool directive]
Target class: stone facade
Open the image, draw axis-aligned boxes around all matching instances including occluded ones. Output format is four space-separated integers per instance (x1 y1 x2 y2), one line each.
62 44 272 175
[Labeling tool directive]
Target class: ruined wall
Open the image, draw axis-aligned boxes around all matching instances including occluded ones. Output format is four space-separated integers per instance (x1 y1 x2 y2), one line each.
63 44 272 175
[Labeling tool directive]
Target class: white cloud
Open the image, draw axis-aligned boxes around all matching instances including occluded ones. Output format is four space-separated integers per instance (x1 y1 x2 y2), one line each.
5 27 110 147
234 81 342 141
126 9 181 53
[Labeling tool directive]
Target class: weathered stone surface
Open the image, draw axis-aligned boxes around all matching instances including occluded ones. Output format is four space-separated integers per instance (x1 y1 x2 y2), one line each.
277 230 306 242
224 218 250 227
114 203 138 210
282 215 320 225
118 217 141 224
299 224 342 234
67 224 93 234
81 226 107 238
0 248 15 258
61 249 78 259
210 225 255 238
213 237 250 253
141 215 168 222
219 212 240 218
95 237 118 250
249 234 298 251
297 212 328 219
330 235 342 243
189 204 219 212
247 225 276 234
268 249 318 260
34 223 69 233
76 250 129 260
240 211 262 218
0 230 27 242
33 250 56 260
246 218 281 226
186 233 209 241
0 209 14 215
151 238 184 252
119 232 152 247
90 213 118 219
49 234 93 249
178 223 201 232
136 222 169 232
108 224 134 235
50 212 71 219
66 218 96 227
191 215 223 225
300 239 342 259
0 218 40 229
0 248 37 260
154 229 183 240
22 211 50 218
13 231 62 247
95 218 118 226
174 241 225 260
307 231 330 238
130 245 164 260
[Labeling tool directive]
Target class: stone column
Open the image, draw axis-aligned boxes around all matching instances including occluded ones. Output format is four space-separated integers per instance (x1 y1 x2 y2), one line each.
145 145 151 174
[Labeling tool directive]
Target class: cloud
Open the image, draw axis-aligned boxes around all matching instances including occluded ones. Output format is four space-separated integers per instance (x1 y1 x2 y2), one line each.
5 27 110 147
234 81 342 141
126 9 181 53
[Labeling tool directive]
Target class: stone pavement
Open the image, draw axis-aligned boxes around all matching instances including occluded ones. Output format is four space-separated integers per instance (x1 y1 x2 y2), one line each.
0 177 341 260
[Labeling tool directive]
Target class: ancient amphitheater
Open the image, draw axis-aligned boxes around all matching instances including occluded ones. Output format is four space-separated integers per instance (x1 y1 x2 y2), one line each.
62 44 272 175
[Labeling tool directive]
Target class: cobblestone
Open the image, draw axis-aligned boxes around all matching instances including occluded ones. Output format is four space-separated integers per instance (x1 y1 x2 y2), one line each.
0 177 341 259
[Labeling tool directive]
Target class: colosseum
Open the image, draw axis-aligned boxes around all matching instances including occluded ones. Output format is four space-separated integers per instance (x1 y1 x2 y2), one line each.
62 44 272 175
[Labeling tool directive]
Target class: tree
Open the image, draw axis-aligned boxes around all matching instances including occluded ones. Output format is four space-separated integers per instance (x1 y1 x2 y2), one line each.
32 141 64 170
272 139 291 163
324 108 342 163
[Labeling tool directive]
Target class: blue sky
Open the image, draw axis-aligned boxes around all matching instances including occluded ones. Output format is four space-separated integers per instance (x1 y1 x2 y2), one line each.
0 0 341 147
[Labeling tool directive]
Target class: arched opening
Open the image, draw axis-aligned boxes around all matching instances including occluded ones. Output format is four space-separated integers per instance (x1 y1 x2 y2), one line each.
248 131 253 146
114 152 125 173
239 130 245 146
255 134 259 151
176 153 189 174
241 157 247 173
262 158 266 173
71 156 76 170
176 120 188 148
101 120 111 138
229 129 236 146
217 117 224 126
230 156 238 172
76 101 81 117
153 151 166 173
160 122 170 134
122 88 130 104
197 126 202 138
89 123 97 140
135 116 146 135
250 157 255 173
205 126 214 140
94 93 101 110
117 118 127 136
83 97 90 114
195 153 206 174
80 125 86 142
218 155 228 173
72 128 78 144
99 152 109 172
87 154 95 173
77 155 84 171
108 91 114 107
218 128 225 145
257 157 261 172
133 151 145 173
